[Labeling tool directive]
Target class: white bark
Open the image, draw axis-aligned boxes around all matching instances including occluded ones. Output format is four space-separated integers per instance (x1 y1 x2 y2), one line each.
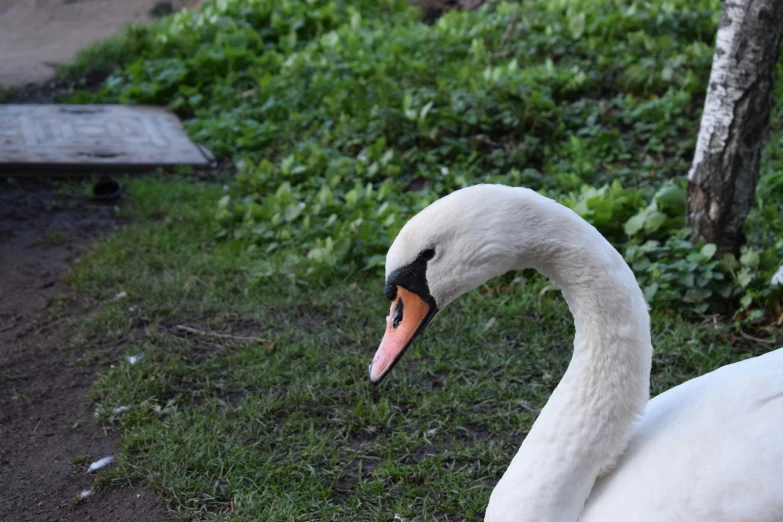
688 2 747 183
687 0 783 254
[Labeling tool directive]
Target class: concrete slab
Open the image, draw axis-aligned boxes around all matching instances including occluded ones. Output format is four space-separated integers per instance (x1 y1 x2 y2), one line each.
0 104 213 175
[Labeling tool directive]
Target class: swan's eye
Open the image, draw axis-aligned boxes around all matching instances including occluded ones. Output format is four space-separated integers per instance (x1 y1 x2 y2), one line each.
421 248 436 261
392 298 404 328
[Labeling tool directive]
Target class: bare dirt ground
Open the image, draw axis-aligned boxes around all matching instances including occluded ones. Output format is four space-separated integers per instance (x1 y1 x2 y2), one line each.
0 181 171 522
0 0 202 518
0 0 202 87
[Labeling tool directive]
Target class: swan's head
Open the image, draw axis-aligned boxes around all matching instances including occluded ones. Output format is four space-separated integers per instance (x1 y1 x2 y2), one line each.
368 184 530 383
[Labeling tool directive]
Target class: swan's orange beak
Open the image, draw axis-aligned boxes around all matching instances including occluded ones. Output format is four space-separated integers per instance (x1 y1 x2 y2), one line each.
369 286 432 383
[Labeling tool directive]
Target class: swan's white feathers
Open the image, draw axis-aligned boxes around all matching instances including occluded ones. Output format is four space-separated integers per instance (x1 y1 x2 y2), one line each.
583 348 783 522
382 184 783 522
386 185 536 307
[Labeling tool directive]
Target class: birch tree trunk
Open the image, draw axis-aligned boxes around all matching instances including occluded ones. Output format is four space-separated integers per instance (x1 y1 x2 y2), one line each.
687 0 783 255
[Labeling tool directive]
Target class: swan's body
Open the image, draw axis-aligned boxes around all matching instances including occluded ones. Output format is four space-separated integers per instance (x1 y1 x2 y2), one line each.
582 348 783 521
368 184 783 522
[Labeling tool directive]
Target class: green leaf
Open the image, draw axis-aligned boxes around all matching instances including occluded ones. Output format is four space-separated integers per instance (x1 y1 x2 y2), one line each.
739 249 760 268
717 285 732 298
568 12 586 39
632 258 652 272
344 189 359 206
624 213 645 236
737 267 754 288
719 253 739 272
419 101 434 122
685 287 712 301
677 273 694 288
284 202 304 222
699 244 717 259
654 184 686 215
643 211 667 233
643 283 658 302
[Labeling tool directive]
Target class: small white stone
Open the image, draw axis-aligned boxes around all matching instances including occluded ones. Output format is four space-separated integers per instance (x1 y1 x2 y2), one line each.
128 354 144 365
79 489 94 500
113 291 127 301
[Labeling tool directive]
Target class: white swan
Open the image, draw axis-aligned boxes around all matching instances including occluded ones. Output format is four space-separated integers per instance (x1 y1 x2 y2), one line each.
368 184 783 522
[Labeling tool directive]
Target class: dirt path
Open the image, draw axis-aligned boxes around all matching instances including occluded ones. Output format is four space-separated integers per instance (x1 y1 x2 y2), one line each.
0 181 171 522
0 0 202 87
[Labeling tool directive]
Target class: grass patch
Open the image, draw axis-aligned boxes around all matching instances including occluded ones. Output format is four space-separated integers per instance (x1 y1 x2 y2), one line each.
58 0 783 519
68 176 780 520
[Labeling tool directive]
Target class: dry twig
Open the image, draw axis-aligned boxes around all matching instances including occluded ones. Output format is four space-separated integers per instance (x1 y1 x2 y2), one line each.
175 324 271 345
740 330 776 345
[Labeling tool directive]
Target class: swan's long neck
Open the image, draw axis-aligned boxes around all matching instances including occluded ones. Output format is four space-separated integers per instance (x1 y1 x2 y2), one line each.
483 191 653 521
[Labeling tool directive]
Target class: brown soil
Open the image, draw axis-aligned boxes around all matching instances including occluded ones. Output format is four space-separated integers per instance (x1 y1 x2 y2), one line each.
0 180 171 522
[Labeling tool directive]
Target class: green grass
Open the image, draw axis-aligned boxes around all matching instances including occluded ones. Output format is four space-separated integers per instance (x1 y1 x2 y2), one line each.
55 0 783 519
67 176 780 521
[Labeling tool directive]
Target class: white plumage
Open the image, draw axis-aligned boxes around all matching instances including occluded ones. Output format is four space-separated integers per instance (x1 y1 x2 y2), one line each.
379 184 783 522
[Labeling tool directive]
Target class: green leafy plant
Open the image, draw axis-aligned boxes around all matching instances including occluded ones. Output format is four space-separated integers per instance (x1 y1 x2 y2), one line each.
60 0 783 318
51 2 783 519
624 232 725 313
560 180 645 242
624 180 687 239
